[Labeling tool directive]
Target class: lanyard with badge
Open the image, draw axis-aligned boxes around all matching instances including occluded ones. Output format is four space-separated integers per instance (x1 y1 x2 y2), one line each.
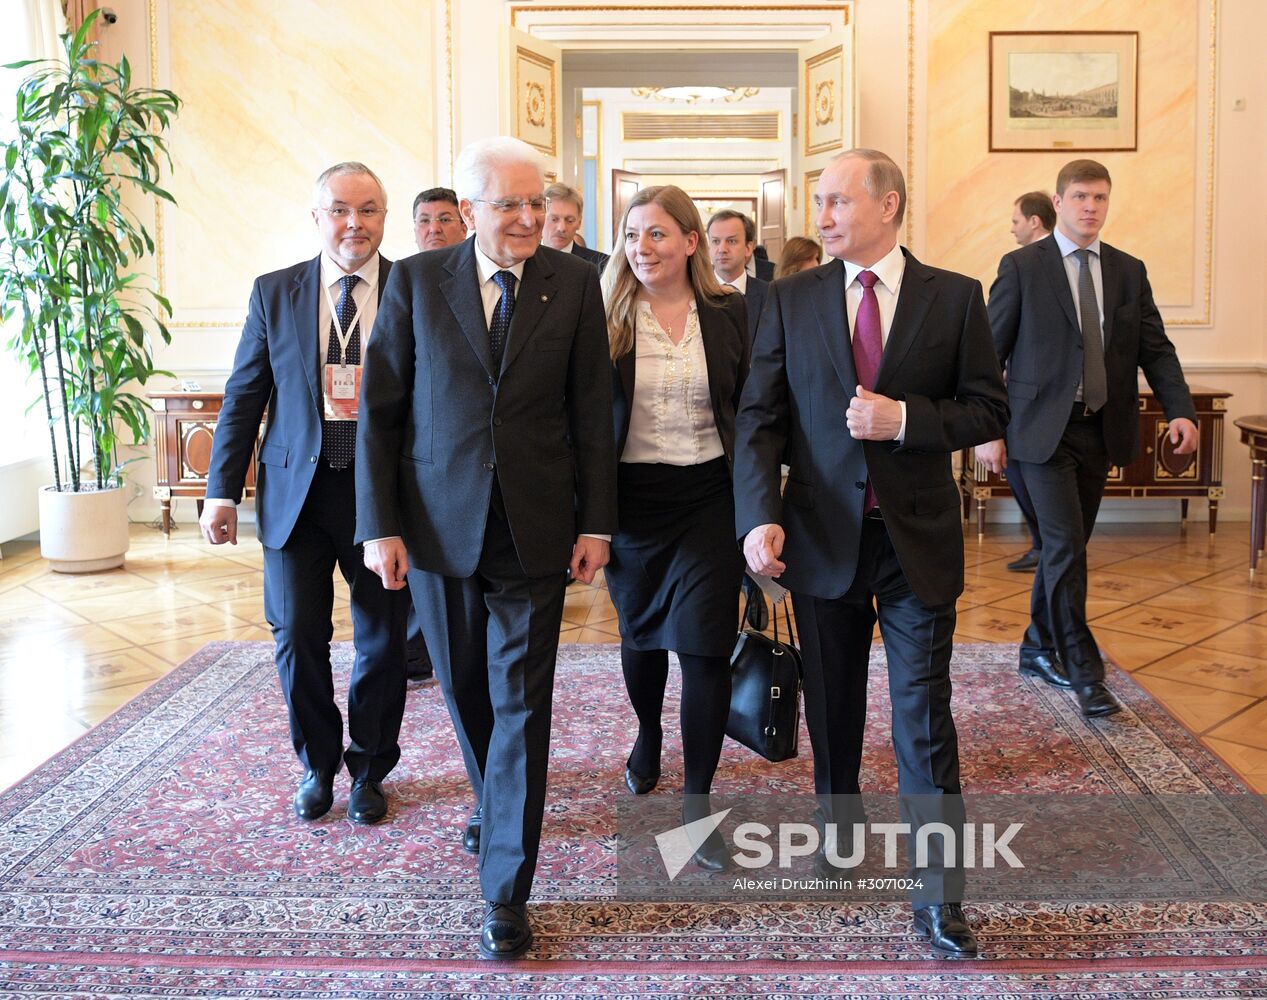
321 279 366 421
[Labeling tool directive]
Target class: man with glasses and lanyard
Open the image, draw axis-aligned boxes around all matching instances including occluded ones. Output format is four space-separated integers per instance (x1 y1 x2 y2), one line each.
201 161 409 828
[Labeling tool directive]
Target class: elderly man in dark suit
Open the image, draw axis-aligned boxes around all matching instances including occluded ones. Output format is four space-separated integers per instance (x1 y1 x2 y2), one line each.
735 149 1008 958
199 162 409 827
356 137 617 960
976 159 1197 719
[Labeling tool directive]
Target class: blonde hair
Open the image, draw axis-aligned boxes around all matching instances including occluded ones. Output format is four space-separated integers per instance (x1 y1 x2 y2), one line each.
776 236 823 278
601 185 729 361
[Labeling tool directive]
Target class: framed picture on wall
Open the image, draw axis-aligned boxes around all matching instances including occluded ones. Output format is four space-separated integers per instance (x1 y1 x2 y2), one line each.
989 31 1138 152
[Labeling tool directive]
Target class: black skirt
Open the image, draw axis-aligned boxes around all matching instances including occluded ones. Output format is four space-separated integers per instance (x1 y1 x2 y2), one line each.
605 457 743 656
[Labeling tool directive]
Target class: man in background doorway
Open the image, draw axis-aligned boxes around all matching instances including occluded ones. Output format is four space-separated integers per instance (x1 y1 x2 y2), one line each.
413 186 468 252
708 209 768 346
543 182 609 272
996 190 1057 574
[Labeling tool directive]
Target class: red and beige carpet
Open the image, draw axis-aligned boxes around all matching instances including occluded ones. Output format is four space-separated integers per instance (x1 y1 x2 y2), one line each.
1 641 1264 997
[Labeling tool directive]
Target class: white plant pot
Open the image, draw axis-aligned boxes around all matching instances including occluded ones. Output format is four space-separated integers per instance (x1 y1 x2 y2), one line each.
37 484 130 573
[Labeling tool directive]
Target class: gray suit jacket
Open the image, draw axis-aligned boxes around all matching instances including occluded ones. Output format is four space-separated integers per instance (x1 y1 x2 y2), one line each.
988 235 1195 467
355 240 617 577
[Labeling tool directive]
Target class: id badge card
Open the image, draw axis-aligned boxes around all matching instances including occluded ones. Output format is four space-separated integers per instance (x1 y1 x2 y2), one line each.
323 363 361 420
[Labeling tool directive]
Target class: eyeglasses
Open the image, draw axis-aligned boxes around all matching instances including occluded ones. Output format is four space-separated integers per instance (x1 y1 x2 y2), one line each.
415 214 462 227
318 206 386 220
472 197 547 214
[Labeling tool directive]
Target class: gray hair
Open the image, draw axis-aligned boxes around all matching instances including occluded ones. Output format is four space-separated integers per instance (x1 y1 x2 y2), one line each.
312 161 388 208
833 148 906 227
453 137 546 202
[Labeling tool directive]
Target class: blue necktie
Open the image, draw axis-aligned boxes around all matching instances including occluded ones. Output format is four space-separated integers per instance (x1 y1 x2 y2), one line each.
320 273 360 469
489 270 516 366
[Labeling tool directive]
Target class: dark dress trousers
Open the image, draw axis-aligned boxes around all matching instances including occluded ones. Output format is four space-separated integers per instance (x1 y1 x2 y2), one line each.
608 292 749 656
989 235 1195 684
355 239 617 905
571 242 610 274
734 252 1008 902
743 276 769 348
205 254 409 782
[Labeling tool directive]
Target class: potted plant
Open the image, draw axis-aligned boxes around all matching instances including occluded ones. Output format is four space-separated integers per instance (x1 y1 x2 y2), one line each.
1 11 180 572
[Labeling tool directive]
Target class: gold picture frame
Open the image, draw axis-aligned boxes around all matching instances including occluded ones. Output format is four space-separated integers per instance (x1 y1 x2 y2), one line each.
989 31 1138 153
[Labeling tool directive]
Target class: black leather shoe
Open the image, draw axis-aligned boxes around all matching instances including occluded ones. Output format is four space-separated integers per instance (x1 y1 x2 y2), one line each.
1006 548 1041 572
293 769 335 821
691 830 733 872
348 778 388 824
1075 682 1123 718
1018 649 1072 689
913 903 978 958
463 806 482 855
479 901 532 959
624 762 660 795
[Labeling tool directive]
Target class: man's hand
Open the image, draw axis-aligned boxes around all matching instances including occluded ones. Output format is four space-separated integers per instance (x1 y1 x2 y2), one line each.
200 505 238 545
1169 417 1199 455
570 536 610 585
846 385 902 441
744 523 786 577
975 439 1008 476
363 537 410 590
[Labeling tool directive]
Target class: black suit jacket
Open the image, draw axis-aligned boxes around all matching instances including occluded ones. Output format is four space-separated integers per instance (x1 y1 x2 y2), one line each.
743 276 769 347
988 234 1195 467
205 254 392 550
734 251 1008 606
354 240 618 578
612 292 749 465
571 243 610 274
753 257 775 282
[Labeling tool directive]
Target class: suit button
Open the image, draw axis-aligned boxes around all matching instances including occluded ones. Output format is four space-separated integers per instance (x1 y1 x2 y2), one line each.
855 481 865 490
310 456 318 463
493 417 502 426
488 376 496 386
484 462 495 471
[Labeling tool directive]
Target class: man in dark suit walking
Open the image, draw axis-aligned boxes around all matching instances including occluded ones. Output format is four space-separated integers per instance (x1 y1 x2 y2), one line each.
976 159 1197 718
200 162 409 827
356 137 617 960
734 149 1008 958
543 182 609 273
708 209 768 345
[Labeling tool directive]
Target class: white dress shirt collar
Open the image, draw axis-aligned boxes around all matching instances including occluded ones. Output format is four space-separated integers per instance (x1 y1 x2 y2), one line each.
1052 227 1102 260
320 251 381 291
473 239 527 286
718 269 749 295
840 240 905 294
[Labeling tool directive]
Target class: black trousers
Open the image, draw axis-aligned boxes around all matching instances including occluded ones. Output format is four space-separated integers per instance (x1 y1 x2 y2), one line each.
262 461 409 781
1003 459 1042 550
408 490 567 905
1013 413 1112 685
793 518 964 905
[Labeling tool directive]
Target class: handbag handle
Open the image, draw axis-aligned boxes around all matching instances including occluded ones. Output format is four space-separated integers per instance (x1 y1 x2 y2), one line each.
741 580 800 663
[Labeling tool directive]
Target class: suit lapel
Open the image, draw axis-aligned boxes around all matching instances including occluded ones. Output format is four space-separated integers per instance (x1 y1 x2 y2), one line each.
616 343 635 408
1099 243 1121 347
697 297 728 418
289 255 322 415
500 251 556 374
812 261 859 395
1039 236 1080 334
875 250 934 390
441 240 494 378
376 256 392 305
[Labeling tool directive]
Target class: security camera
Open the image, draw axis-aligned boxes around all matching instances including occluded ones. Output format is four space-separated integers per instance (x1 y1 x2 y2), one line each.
101 7 118 24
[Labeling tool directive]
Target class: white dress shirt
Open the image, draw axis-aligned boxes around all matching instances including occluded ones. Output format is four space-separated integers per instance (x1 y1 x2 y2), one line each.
839 242 907 441
621 300 725 466
717 269 748 295
208 252 381 508
1051 228 1105 404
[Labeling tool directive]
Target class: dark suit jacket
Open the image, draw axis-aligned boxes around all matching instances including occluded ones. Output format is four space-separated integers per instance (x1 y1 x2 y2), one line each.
613 291 750 465
988 234 1195 467
205 254 392 550
753 257 775 282
355 240 618 578
734 251 1008 606
743 276 768 347
571 243 610 274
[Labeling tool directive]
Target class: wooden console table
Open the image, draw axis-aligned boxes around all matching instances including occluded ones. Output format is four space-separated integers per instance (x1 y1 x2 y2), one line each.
148 389 259 536
960 384 1230 538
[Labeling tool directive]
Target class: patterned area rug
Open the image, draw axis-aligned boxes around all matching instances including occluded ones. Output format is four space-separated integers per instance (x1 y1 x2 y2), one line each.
1 641 1265 998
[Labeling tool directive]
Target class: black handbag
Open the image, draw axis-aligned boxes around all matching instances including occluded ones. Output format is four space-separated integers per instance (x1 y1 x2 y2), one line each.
727 590 803 762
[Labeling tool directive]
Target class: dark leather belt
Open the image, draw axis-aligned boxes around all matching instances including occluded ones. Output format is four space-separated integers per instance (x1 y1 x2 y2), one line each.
1070 402 1102 420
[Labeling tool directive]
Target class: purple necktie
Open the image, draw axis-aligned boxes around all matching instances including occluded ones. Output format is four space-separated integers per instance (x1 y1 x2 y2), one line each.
851 269 882 513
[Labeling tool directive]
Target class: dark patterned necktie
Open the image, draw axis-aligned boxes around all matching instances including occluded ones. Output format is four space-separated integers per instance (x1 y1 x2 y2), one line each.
489 270 516 366
320 273 360 469
851 269 883 513
1074 248 1108 412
